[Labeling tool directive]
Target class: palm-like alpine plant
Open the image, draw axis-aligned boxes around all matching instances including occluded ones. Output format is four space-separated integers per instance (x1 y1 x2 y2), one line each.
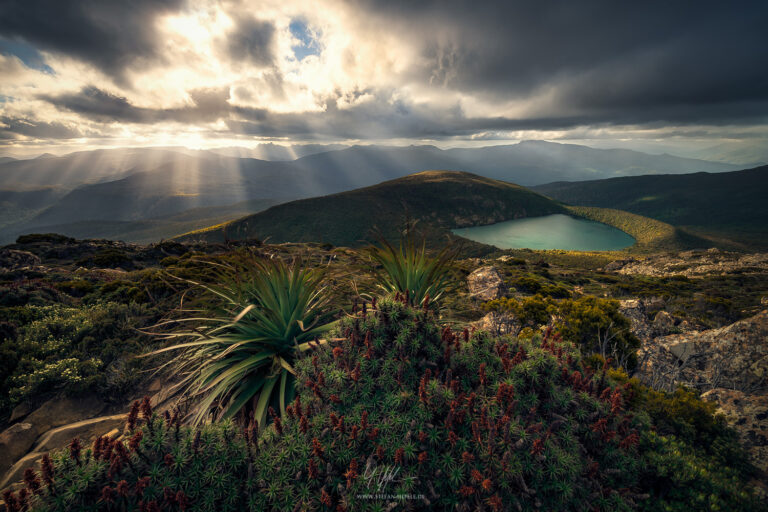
367 232 456 308
148 258 336 426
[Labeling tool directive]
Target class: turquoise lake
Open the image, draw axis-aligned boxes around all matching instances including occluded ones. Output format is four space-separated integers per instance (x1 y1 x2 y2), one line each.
452 214 635 251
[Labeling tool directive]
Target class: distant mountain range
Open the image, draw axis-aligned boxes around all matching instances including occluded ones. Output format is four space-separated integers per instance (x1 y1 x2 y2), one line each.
534 165 768 250
0 141 738 244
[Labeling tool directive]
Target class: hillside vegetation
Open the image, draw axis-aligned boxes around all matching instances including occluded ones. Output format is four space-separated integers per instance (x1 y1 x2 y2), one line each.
177 171 567 248
567 206 706 253
534 166 768 250
2 234 767 510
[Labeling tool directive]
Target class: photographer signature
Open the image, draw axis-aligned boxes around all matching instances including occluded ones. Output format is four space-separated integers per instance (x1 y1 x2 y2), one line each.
362 464 401 492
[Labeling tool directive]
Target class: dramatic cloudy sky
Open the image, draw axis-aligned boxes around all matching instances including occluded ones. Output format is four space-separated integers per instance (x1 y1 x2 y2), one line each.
1 0 767 158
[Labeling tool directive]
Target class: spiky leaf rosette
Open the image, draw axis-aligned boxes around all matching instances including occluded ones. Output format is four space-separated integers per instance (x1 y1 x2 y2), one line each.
148 258 337 426
367 232 456 308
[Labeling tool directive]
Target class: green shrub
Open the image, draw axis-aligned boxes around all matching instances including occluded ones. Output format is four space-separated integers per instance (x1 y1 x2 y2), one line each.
642 387 751 473
54 280 95 297
556 296 640 370
0 302 156 415
19 299 763 512
638 432 760 512
482 294 554 334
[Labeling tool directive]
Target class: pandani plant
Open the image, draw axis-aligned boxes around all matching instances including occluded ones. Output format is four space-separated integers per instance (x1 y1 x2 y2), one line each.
145 258 337 427
367 229 457 309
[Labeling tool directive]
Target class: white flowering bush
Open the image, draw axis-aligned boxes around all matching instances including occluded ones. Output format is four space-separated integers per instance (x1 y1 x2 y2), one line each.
0 302 156 413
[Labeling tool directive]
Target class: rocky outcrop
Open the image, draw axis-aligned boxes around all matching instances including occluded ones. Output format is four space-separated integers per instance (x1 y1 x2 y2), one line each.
605 249 768 278
618 297 673 343
34 414 126 453
0 395 106 477
0 249 42 273
0 452 45 493
0 424 37 475
619 299 652 343
467 266 505 301
637 310 768 393
23 395 106 435
626 306 768 481
701 389 768 476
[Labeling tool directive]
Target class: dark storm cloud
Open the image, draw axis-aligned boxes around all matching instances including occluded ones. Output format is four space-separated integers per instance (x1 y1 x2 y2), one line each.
0 116 82 140
42 86 236 124
225 17 276 65
41 84 768 141
19 0 768 141
0 0 185 80
355 0 768 125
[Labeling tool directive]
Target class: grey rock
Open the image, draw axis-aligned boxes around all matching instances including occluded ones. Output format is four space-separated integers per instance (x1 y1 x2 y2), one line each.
24 395 106 434
0 423 37 475
467 266 505 301
638 310 768 393
0 451 44 492
35 414 127 452
652 310 676 335
701 389 768 476
9 403 31 423
0 249 41 272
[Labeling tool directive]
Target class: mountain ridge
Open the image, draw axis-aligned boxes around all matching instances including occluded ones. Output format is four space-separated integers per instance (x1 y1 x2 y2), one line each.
0 141 739 243
175 170 568 247
533 165 768 250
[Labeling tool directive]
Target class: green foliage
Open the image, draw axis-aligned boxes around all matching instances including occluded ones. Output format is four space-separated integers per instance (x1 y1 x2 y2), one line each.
77 249 133 269
149 258 336 426
510 274 572 298
54 280 95 297
638 432 760 512
21 299 764 512
367 233 456 308
482 294 554 334
642 387 751 473
0 302 155 414
556 296 641 370
483 295 640 371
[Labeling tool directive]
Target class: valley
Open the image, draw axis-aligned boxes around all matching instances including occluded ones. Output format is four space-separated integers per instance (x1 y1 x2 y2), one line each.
0 142 740 245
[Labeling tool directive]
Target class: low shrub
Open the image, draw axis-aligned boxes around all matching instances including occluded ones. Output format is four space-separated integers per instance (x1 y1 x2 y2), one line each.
0 302 157 416
15 299 763 511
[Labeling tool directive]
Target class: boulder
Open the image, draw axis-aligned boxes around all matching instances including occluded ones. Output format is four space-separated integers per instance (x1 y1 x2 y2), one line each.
0 423 37 475
8 403 31 424
467 266 505 301
0 249 41 272
0 394 107 486
652 310 676 335
638 310 768 392
0 451 44 492
619 299 652 343
604 258 635 272
701 389 768 476
24 395 106 434
34 414 127 452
